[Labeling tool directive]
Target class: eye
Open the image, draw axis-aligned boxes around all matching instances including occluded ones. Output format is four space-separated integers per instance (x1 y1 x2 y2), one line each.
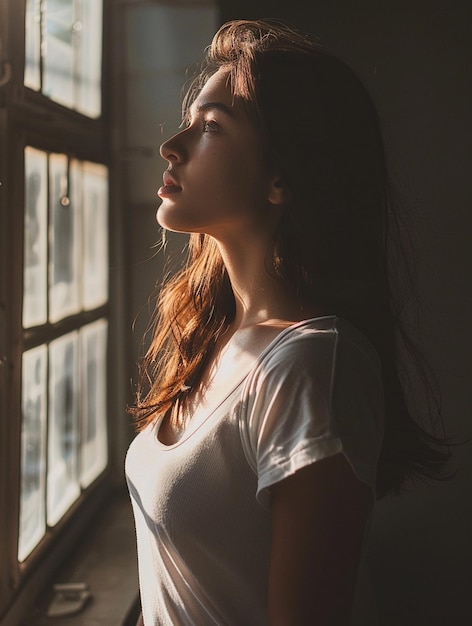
202 119 219 133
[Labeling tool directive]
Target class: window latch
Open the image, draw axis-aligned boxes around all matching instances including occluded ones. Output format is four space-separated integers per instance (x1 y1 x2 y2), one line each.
47 582 92 618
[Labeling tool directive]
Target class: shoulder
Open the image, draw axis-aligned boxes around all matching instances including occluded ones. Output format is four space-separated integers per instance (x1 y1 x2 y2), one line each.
239 315 384 504
253 316 381 384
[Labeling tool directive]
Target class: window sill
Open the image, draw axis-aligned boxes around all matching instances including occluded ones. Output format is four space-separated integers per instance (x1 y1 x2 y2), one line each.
26 491 139 626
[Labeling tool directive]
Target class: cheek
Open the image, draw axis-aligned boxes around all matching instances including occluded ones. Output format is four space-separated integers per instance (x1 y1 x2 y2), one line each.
189 158 242 204
215 156 268 202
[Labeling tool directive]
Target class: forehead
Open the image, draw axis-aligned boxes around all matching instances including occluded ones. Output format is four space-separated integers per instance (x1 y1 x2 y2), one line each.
190 69 237 112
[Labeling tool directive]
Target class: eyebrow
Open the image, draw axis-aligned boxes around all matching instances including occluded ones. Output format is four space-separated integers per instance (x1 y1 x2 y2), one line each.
195 101 235 116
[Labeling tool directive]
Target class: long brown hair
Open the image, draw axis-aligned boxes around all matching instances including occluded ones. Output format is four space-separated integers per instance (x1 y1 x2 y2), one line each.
129 19 449 498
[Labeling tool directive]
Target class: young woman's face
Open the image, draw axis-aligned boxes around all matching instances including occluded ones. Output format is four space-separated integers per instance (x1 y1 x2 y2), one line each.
157 69 280 238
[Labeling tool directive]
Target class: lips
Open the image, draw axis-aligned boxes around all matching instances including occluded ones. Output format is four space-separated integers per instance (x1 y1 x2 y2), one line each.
162 170 180 188
158 170 182 198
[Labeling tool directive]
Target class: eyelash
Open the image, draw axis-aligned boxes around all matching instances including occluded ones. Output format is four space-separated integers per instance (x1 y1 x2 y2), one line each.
202 119 219 132
181 116 219 133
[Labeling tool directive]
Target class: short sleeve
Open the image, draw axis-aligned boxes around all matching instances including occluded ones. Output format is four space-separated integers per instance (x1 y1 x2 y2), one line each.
239 319 384 508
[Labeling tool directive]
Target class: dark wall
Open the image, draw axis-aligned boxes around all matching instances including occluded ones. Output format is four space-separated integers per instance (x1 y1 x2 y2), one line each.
217 1 472 625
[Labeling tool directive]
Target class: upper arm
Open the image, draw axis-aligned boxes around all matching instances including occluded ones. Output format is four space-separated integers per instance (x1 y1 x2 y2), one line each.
268 453 372 626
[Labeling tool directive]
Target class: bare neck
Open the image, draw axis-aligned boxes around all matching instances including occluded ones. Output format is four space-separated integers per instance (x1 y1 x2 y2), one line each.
214 233 321 331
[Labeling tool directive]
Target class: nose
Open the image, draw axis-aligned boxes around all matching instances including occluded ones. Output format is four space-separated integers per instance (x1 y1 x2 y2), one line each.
159 129 186 163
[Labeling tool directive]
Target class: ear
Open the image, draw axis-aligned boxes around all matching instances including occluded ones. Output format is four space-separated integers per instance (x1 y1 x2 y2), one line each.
267 176 290 206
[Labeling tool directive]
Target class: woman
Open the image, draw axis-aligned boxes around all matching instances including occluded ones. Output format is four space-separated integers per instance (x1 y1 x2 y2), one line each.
126 19 448 625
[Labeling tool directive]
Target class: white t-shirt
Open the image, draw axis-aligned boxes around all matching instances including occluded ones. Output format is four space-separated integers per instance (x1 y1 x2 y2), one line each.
126 316 384 625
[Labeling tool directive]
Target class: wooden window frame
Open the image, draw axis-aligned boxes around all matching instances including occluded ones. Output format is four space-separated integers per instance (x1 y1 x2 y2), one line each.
0 1 132 621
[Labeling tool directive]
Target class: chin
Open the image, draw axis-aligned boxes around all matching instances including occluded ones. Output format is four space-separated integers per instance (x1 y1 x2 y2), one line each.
156 204 181 231
156 208 197 234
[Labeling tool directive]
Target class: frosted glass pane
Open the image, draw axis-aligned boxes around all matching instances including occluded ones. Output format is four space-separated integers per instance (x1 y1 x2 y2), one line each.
23 147 48 328
24 0 41 90
76 0 103 117
79 319 108 487
81 162 108 309
39 0 103 116
49 153 81 322
18 345 47 562
47 332 80 526
43 0 75 108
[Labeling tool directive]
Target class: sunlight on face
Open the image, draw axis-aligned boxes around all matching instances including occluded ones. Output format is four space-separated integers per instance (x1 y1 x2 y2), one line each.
157 69 278 239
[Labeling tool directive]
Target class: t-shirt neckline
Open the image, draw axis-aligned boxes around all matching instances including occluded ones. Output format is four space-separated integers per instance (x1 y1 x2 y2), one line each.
153 315 336 449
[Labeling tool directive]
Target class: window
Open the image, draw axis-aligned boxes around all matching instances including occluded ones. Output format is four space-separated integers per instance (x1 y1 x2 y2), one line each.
24 0 103 117
20 148 109 560
0 1 127 621
0 0 218 621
